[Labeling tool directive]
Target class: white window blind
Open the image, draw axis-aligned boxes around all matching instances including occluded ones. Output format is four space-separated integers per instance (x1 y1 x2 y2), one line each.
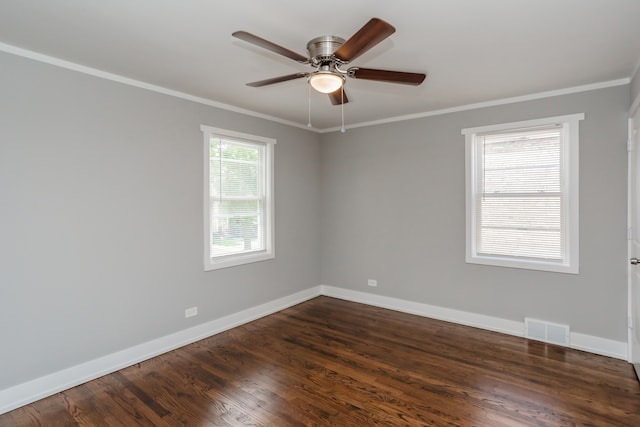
477 126 563 260
201 126 275 271
463 114 582 274
209 137 265 257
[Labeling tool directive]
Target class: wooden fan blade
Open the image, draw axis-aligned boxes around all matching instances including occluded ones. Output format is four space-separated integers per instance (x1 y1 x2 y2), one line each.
232 31 308 63
348 67 426 85
247 73 308 87
333 18 395 63
328 88 349 105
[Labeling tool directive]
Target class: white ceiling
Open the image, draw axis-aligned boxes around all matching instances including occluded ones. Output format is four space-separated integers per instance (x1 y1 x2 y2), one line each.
1 0 639 130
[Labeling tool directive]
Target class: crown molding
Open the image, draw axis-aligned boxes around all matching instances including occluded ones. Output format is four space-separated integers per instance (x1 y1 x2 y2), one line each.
321 78 630 133
0 42 314 132
0 42 631 133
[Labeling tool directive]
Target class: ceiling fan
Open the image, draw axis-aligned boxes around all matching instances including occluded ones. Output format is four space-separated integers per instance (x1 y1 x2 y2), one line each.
232 18 426 105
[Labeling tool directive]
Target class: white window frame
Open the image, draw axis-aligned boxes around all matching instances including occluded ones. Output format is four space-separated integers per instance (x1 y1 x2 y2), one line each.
201 125 275 271
462 114 583 274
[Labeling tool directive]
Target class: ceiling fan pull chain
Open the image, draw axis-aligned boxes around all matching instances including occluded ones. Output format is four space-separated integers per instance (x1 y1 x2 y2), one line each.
341 89 345 133
307 84 312 128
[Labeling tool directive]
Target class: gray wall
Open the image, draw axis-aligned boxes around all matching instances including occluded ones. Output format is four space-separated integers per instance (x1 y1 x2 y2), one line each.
319 85 630 342
0 52 321 389
0 49 631 392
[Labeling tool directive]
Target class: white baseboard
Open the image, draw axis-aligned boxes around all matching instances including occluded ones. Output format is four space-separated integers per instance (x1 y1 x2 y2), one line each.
570 332 628 359
0 284 628 415
320 285 628 361
0 286 322 415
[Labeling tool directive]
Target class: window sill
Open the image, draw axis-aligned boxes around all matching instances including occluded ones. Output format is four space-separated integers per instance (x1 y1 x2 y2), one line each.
466 254 578 274
204 251 274 271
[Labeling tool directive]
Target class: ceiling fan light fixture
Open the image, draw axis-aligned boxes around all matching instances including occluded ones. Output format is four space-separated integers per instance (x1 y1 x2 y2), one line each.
308 71 345 94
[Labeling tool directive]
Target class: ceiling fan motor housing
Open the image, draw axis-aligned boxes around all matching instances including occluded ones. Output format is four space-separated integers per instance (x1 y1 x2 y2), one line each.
307 36 346 65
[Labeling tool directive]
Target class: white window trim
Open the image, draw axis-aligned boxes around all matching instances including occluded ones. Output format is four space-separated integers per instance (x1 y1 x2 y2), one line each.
462 114 583 274
201 125 275 271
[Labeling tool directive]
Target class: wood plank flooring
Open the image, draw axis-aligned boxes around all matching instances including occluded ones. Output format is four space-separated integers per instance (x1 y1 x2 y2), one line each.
2 296 639 426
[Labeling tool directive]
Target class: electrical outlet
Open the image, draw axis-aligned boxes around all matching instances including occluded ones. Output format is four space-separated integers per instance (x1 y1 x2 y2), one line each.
367 279 377 287
185 307 198 318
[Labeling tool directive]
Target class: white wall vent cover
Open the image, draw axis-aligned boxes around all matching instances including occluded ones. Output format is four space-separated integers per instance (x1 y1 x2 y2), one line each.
524 317 570 346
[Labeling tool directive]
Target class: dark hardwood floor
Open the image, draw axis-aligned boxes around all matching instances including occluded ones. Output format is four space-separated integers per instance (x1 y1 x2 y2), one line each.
2 296 639 426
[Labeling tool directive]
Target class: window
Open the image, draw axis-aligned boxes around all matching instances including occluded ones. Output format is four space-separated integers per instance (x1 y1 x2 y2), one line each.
462 114 583 274
201 125 275 270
